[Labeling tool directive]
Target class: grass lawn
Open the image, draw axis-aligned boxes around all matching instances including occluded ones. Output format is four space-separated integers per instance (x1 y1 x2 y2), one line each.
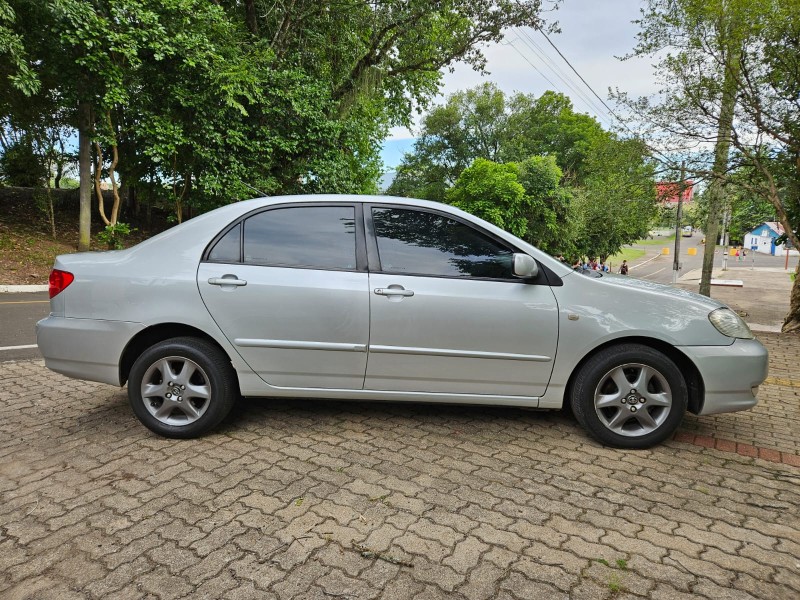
639 233 676 245
607 246 646 267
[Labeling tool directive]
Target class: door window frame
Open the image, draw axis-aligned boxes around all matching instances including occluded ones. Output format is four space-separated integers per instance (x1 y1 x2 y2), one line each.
202 202 368 272
364 203 553 285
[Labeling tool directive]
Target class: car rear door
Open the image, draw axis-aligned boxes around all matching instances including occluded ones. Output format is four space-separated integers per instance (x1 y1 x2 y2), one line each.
197 203 370 390
363 205 559 398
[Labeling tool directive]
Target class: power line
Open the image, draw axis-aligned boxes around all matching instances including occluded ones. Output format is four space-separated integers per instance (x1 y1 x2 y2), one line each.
536 28 622 120
507 35 614 129
506 26 679 170
533 28 679 169
514 28 614 124
505 38 563 94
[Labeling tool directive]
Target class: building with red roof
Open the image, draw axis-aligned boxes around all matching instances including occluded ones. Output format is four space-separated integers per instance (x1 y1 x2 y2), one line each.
656 181 694 204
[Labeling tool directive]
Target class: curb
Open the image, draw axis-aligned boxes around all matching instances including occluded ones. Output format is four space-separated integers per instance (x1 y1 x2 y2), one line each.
629 253 663 270
0 284 49 293
673 431 800 467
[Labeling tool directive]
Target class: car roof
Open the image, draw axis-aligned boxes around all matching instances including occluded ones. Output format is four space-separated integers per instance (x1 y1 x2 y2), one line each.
111 193 574 279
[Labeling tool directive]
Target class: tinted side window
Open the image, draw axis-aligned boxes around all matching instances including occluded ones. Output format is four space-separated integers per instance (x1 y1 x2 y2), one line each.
372 208 514 278
243 206 356 270
208 224 241 262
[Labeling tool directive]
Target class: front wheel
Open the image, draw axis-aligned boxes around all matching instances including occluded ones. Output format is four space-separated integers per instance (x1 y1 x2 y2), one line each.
128 337 238 438
570 344 687 449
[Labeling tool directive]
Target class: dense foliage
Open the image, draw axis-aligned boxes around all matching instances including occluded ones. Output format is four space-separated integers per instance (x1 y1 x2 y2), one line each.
0 0 549 228
389 84 657 258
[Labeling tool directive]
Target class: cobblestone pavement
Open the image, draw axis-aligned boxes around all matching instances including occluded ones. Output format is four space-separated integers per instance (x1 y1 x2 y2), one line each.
678 333 800 461
1 334 798 600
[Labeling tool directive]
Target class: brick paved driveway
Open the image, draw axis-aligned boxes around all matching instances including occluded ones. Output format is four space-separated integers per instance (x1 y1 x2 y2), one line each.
1 333 798 599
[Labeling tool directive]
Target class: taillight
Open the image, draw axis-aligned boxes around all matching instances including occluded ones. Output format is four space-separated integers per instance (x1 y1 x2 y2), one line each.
49 269 74 298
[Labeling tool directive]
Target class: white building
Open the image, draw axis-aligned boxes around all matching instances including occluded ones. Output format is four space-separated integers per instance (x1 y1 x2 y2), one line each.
744 222 798 256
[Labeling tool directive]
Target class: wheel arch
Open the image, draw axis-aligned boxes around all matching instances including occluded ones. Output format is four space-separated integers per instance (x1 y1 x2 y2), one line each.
119 323 234 387
564 336 705 415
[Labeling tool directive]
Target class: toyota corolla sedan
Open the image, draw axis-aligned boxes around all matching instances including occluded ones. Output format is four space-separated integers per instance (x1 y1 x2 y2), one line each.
37 195 768 448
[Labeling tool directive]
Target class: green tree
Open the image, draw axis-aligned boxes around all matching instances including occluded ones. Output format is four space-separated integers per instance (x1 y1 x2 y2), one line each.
446 158 527 236
616 0 754 295
232 1 550 125
0 134 44 186
388 82 509 201
2 0 554 248
729 1 800 331
389 88 611 200
571 137 658 260
504 90 608 182
514 155 572 253
0 0 37 95
392 84 656 258
617 0 800 331
445 156 575 255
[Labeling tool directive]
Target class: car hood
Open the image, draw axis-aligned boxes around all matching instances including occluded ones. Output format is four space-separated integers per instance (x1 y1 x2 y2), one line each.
590 273 725 312
556 271 733 347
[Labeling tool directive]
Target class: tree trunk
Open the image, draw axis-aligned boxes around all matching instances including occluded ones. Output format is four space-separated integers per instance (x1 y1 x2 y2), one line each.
55 137 65 189
46 187 56 239
785 261 800 333
244 0 259 36
44 154 56 239
77 100 92 251
700 184 723 296
94 141 109 226
699 45 741 297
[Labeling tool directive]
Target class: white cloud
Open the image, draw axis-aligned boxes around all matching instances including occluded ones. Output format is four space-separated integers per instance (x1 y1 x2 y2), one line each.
386 125 417 140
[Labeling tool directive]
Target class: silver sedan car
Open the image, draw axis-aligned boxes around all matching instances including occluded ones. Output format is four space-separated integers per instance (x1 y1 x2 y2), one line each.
37 195 768 448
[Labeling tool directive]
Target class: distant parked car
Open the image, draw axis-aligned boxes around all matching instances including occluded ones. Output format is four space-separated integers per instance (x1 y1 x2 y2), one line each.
37 195 768 448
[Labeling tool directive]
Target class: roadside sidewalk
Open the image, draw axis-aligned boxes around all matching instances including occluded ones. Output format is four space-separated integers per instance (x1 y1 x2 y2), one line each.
0 284 48 293
677 330 800 463
676 266 793 332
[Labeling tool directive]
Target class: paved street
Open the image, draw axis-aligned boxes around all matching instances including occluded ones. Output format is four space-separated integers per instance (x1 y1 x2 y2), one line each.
625 236 795 285
0 291 49 361
1 332 798 600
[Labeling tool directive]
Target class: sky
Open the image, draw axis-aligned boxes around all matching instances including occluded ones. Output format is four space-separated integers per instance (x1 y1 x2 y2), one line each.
380 0 660 170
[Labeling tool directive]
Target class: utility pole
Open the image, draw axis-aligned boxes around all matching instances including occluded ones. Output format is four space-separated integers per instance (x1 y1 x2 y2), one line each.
718 206 729 246
720 206 730 271
672 162 686 285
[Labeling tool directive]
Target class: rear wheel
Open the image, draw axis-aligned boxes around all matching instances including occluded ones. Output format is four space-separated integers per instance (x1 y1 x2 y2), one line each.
570 344 687 448
128 337 237 438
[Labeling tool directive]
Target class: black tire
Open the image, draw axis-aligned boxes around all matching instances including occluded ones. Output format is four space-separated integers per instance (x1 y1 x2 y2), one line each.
128 336 238 438
570 344 687 449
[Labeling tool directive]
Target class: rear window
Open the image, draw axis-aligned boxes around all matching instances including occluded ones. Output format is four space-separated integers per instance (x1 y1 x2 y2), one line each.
206 205 358 270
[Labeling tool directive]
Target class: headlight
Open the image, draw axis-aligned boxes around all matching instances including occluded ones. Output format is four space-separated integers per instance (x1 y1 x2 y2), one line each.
708 307 754 339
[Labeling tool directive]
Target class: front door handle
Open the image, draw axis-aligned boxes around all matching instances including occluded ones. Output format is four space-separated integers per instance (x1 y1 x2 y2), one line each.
208 276 247 287
374 287 414 297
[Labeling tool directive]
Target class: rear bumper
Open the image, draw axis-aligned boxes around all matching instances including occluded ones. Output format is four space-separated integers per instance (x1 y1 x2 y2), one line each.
680 338 769 415
36 316 144 386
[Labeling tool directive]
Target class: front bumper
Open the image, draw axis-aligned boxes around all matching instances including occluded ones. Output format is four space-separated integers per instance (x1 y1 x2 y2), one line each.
679 338 769 415
36 316 144 386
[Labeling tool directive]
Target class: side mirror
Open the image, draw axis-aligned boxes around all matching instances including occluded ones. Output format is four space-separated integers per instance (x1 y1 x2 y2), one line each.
512 253 539 279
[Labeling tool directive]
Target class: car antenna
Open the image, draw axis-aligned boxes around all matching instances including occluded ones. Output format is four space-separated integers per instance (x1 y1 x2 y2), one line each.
241 182 268 198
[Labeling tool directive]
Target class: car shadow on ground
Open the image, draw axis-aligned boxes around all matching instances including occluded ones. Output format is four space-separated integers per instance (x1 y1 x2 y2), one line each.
69 384 589 445
224 395 584 442
66 389 143 439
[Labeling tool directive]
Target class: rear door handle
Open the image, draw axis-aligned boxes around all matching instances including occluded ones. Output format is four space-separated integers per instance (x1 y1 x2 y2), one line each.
208 276 247 287
374 288 414 297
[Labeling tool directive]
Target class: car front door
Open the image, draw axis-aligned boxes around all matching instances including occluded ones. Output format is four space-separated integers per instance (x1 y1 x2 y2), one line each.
197 203 369 390
364 205 559 398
